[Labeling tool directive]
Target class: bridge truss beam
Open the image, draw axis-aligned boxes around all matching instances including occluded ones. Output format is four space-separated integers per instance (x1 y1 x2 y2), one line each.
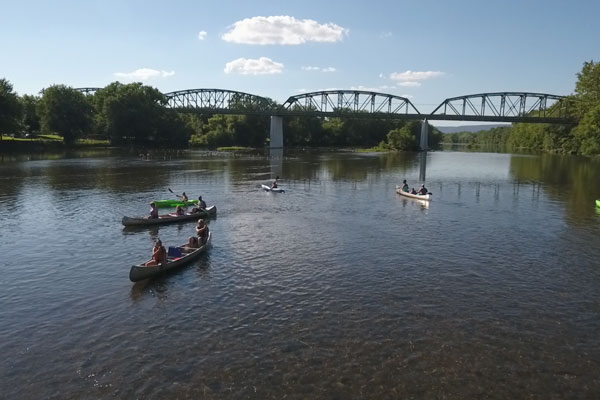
164 89 273 114
429 92 574 123
281 90 421 116
74 88 101 95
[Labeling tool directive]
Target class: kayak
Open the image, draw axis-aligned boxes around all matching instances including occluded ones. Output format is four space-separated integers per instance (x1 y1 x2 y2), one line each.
129 232 211 282
262 184 285 193
153 199 198 208
396 185 431 200
122 205 217 226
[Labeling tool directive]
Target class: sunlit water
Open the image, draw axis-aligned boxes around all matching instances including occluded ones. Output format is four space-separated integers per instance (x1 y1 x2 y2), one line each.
1 149 599 399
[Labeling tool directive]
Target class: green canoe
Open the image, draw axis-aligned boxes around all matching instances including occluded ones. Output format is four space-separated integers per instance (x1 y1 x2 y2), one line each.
153 199 198 208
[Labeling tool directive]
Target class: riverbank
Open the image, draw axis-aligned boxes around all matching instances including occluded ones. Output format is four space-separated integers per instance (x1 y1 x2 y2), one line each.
0 135 110 152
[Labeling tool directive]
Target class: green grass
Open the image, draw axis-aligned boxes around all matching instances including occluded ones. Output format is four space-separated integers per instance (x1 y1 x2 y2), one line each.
38 134 62 141
355 145 389 152
76 138 110 145
1 134 62 142
1 135 109 146
216 146 253 151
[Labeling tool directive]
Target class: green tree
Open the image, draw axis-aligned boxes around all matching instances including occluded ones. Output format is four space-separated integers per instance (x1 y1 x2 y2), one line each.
574 60 600 117
386 123 418 150
572 104 600 155
93 82 167 145
0 78 22 137
38 85 92 145
20 94 41 135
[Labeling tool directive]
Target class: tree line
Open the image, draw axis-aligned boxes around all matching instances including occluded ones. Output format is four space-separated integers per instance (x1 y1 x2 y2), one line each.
442 60 600 155
0 78 444 150
2 60 597 153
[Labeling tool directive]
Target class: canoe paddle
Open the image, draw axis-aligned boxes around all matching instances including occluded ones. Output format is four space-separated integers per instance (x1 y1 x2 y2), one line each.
168 188 183 198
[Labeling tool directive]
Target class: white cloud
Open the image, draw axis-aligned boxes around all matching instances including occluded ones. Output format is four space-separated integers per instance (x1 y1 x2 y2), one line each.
224 57 284 75
198 31 207 40
222 16 348 45
350 85 385 92
390 70 444 82
397 81 421 87
389 70 444 88
302 66 336 72
113 68 175 81
380 31 393 38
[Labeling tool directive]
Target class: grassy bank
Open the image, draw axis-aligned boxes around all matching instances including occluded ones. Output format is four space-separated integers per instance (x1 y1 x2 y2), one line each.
0 135 110 151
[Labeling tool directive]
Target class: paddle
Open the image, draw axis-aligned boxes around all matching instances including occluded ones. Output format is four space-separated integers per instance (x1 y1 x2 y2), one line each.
168 188 182 198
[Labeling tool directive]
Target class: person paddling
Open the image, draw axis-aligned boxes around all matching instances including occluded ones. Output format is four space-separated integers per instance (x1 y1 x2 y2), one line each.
148 202 159 219
191 196 207 213
196 219 209 245
271 176 280 189
417 184 428 195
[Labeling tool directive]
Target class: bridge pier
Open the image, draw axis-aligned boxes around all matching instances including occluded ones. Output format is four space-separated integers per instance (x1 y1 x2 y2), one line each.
420 119 428 151
270 116 283 148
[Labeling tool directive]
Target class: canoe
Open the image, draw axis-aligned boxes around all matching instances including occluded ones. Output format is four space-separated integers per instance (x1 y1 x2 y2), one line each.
262 184 285 193
396 185 431 200
129 232 211 282
153 199 198 208
122 205 217 226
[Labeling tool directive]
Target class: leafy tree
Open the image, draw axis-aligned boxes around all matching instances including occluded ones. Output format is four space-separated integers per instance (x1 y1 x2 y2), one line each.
0 78 22 136
572 104 600 155
20 94 41 135
321 117 345 146
38 84 92 145
195 114 237 147
93 82 166 145
574 60 600 117
386 123 418 150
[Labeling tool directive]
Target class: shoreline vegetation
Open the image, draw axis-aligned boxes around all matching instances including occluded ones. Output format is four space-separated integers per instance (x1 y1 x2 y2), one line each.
1 60 599 156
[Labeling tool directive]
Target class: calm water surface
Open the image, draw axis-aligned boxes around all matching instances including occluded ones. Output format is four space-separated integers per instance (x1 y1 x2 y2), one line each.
1 149 599 399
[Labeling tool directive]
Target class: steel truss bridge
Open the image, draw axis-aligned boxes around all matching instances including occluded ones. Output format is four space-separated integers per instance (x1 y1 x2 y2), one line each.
76 87 573 124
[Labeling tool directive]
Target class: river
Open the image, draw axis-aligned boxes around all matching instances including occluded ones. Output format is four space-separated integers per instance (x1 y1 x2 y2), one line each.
1 148 599 399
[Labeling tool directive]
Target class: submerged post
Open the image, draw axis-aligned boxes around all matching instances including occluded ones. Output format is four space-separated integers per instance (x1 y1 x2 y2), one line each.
420 119 428 151
270 116 283 148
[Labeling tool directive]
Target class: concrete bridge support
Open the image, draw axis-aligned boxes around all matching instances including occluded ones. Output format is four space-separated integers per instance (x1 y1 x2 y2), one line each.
420 119 428 151
270 116 283 148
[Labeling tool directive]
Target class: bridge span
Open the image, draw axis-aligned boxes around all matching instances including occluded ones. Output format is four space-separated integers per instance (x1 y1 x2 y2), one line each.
75 87 574 149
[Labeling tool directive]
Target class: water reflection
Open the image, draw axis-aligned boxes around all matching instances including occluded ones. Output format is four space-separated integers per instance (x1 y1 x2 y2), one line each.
122 225 161 237
269 147 283 178
418 151 427 182
129 278 170 302
398 197 430 210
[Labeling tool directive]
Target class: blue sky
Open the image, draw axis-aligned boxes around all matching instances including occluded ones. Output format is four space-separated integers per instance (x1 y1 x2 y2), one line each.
2 0 599 121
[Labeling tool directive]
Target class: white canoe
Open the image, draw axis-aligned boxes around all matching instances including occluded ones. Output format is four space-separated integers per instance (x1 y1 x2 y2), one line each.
262 184 285 193
396 185 431 200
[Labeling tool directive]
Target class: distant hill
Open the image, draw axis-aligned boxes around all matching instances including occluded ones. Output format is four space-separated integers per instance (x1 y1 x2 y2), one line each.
434 124 511 134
